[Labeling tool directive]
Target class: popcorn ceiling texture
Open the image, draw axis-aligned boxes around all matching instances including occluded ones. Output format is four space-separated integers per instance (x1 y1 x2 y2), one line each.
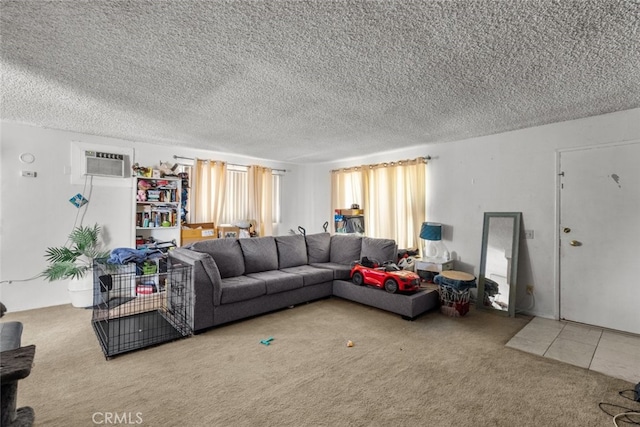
1 1 639 163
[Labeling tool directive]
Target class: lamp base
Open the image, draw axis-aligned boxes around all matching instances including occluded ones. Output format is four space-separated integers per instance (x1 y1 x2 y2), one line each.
422 240 450 262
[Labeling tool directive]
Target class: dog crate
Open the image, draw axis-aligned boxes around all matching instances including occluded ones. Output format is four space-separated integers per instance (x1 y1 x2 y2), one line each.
91 257 192 358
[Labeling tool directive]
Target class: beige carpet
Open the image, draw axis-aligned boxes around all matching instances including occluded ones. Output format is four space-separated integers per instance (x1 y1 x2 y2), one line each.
4 298 636 426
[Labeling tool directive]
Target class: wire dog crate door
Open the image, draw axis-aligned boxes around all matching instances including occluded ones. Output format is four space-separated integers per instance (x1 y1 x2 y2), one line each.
92 258 192 358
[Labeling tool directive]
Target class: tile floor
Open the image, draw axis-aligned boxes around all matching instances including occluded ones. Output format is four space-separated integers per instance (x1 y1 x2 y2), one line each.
506 317 640 384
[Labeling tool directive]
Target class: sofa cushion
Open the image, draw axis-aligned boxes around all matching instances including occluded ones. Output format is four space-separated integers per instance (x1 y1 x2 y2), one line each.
310 262 354 280
239 236 279 274
305 232 331 263
361 236 397 264
280 265 335 286
220 276 266 304
246 270 304 294
275 235 308 269
189 239 245 278
329 234 362 264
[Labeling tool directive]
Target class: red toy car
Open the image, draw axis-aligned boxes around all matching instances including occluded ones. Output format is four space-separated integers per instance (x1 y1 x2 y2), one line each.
350 257 421 293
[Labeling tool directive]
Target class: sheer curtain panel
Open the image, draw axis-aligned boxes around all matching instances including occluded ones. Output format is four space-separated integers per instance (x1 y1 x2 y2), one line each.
331 167 363 216
248 165 273 236
332 157 426 249
190 159 227 225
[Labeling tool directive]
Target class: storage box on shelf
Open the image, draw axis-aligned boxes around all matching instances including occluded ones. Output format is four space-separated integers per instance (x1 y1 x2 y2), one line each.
334 208 365 234
134 177 181 250
181 222 217 245
218 225 240 238
92 258 192 358
339 209 363 216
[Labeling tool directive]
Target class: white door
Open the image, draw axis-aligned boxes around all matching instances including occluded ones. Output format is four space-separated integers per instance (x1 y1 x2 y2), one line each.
559 142 640 335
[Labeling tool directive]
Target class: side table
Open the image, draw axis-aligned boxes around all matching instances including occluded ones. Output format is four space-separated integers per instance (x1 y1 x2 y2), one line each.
416 259 454 282
1 345 36 427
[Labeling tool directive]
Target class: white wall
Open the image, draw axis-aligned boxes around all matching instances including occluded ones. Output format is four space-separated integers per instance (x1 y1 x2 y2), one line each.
2 108 638 316
0 122 301 311
305 108 640 319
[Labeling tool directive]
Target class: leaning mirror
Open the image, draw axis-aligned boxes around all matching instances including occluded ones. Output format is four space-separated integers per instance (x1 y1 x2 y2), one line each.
476 212 522 317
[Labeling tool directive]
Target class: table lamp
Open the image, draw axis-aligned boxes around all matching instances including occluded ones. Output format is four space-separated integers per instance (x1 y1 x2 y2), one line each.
420 222 450 262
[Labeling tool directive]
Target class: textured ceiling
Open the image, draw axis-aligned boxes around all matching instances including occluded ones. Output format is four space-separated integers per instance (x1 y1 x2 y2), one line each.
1 1 639 163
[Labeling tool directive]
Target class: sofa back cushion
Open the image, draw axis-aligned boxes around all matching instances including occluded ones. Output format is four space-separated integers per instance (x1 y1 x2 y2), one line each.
239 236 279 274
190 238 245 278
305 232 331 263
329 234 362 264
275 234 308 269
361 236 397 264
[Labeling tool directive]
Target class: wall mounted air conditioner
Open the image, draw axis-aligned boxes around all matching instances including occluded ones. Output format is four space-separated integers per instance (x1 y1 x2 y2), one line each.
84 150 127 178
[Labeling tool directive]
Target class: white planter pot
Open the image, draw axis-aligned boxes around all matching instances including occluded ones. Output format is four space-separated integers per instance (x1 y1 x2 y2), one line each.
67 276 94 308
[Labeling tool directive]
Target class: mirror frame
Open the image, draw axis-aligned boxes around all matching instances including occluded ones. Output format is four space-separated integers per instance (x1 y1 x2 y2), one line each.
476 212 522 317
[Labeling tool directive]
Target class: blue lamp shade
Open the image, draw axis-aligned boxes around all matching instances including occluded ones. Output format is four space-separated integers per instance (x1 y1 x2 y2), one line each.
420 222 442 241
420 222 449 261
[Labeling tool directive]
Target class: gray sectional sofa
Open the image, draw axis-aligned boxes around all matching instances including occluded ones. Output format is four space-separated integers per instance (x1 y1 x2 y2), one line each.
169 233 438 333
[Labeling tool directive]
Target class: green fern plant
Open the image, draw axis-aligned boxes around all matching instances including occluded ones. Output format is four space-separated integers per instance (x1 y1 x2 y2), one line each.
42 224 110 281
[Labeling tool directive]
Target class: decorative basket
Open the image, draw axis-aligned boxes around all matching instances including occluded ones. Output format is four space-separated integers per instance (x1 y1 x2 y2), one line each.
438 285 470 317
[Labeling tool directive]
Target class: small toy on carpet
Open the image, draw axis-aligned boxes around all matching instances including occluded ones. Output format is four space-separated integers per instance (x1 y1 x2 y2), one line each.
260 337 274 346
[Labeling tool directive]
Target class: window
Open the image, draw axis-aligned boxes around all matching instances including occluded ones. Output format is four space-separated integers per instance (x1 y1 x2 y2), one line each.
217 167 281 224
220 167 249 224
184 161 281 232
331 158 427 249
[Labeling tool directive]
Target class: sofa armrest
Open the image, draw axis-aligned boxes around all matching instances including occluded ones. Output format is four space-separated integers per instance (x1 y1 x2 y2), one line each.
0 321 23 352
169 248 222 331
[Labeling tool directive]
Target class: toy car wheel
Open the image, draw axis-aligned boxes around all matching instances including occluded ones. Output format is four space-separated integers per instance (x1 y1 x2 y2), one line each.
384 279 398 293
352 272 364 286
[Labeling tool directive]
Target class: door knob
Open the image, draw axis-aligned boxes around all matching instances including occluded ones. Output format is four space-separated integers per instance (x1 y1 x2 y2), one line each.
569 240 582 247
563 227 571 233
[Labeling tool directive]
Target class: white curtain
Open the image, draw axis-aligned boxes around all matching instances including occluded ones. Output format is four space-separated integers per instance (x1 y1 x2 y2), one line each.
221 168 249 224
331 167 363 216
190 159 227 225
248 165 273 236
331 157 427 249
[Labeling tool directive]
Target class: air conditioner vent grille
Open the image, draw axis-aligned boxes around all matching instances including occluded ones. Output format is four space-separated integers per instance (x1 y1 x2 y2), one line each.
85 151 126 178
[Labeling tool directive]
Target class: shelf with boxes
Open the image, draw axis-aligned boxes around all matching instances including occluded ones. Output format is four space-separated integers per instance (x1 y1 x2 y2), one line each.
334 207 365 234
181 222 217 245
134 177 181 250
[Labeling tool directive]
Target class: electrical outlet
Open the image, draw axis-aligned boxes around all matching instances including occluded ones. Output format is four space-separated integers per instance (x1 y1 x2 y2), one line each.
526 285 534 295
524 229 534 239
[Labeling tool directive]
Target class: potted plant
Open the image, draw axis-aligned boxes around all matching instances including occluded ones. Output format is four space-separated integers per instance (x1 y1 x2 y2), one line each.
41 224 110 307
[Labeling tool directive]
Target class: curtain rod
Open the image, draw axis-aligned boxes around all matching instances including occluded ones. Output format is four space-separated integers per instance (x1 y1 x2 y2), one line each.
331 155 431 173
173 155 287 173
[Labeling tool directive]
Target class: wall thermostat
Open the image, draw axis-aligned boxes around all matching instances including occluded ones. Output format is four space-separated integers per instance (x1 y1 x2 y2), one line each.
19 152 35 164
